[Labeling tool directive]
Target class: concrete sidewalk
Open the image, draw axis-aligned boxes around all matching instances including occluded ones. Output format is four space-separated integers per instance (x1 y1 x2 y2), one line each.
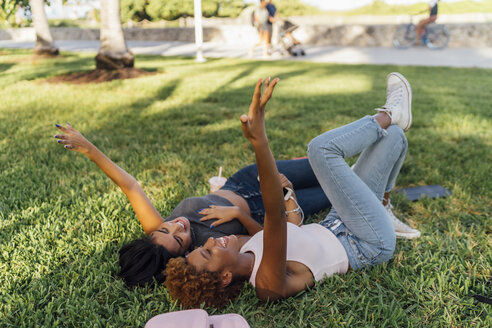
1 40 491 68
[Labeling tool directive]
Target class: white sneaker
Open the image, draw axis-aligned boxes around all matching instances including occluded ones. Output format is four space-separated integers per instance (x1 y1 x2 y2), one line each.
385 201 421 239
376 72 412 131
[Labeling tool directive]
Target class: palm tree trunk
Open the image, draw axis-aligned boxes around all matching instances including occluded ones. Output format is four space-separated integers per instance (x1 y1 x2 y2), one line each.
30 0 59 55
96 0 134 70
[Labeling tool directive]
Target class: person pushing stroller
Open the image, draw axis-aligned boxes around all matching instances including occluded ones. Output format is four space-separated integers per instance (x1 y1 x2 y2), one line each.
266 0 305 57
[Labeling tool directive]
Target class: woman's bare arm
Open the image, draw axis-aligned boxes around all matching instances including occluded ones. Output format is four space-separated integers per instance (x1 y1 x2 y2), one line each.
240 78 293 300
54 124 164 234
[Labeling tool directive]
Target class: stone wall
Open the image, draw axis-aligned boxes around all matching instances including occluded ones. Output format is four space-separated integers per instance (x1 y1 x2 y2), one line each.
1 23 491 48
293 23 492 48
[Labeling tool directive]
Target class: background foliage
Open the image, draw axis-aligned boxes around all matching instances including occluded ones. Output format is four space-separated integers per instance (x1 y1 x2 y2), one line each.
3 0 492 27
123 0 246 22
0 0 29 26
323 0 492 16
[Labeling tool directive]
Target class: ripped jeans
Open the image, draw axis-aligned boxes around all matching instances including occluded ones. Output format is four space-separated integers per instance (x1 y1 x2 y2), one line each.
308 116 407 270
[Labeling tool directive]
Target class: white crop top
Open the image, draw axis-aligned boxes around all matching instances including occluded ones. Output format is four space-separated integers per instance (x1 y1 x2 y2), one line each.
240 223 349 286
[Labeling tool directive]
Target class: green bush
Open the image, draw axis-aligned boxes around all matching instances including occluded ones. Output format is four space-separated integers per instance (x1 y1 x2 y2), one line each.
217 0 246 17
272 0 321 17
147 0 194 21
121 0 150 23
47 19 81 28
331 0 492 16
127 0 245 22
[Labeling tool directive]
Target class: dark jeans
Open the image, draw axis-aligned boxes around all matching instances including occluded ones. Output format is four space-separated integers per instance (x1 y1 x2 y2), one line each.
220 158 331 223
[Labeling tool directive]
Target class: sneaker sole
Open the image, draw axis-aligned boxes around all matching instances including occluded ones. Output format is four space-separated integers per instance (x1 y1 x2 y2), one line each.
395 230 421 239
387 72 412 131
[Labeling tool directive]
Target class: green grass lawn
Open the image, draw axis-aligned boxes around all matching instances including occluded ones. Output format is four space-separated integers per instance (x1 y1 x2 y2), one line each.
0 49 490 327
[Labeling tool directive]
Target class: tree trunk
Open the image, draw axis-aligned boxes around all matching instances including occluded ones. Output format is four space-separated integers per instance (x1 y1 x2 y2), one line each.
30 0 59 55
96 0 134 70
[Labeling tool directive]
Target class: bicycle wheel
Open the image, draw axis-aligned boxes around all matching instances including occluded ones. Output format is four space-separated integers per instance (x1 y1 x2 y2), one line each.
426 26 450 50
393 24 416 49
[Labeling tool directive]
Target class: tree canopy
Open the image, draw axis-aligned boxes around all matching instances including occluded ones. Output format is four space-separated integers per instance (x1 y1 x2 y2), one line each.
270 0 320 17
0 0 29 22
122 0 246 22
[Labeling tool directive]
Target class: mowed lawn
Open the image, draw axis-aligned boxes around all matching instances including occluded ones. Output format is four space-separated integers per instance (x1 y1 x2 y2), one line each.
0 49 490 327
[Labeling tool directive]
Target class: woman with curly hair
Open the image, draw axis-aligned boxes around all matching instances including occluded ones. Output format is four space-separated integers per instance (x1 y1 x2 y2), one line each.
165 72 412 308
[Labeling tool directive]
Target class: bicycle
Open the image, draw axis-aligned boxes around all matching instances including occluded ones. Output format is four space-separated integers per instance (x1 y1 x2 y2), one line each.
393 15 450 50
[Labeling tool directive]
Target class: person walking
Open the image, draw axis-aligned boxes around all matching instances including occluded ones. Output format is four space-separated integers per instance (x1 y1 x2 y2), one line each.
249 0 271 58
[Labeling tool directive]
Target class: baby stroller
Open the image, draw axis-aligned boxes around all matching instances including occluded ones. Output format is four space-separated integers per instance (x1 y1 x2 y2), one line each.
277 19 305 57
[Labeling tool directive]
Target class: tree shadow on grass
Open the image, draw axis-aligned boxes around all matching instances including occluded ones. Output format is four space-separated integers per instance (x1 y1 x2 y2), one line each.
45 67 162 84
0 77 182 215
0 52 167 87
0 56 93 88
0 62 15 73
2 59 491 212
1 59 489 223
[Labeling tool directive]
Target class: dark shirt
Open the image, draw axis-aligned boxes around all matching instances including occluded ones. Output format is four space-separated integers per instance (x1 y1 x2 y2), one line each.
430 4 438 16
166 194 248 249
266 3 277 25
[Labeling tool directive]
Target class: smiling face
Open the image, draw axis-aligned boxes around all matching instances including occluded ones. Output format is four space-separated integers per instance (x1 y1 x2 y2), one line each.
150 217 192 255
187 235 241 273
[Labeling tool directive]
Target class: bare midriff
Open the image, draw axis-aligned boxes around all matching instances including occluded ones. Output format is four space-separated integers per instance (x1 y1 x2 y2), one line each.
212 190 251 216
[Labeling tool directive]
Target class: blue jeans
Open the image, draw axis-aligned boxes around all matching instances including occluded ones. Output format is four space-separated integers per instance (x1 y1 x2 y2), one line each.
308 116 407 270
220 159 331 223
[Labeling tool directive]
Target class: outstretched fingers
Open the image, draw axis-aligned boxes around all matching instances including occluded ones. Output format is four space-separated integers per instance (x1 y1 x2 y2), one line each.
54 134 67 140
55 137 77 150
260 77 279 109
241 77 280 143
251 78 263 105
249 78 264 118
55 123 70 134
54 123 79 151
240 114 250 133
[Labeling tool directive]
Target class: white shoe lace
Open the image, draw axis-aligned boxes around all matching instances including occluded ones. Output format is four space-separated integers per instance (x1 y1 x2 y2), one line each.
376 83 404 121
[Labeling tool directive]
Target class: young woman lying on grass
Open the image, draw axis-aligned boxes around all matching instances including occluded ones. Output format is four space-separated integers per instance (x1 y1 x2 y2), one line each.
165 72 413 308
53 124 332 286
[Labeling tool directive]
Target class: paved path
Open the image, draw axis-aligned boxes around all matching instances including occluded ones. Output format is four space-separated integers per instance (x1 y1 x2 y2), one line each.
1 40 492 68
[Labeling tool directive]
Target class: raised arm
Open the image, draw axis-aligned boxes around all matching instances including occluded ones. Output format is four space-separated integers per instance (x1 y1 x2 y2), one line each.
240 78 291 300
54 124 164 234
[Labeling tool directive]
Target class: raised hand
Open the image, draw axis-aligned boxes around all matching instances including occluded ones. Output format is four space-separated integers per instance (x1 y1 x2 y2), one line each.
54 123 94 155
240 77 279 146
199 205 241 229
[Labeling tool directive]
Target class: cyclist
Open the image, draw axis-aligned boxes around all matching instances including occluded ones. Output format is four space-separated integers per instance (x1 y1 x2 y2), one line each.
416 0 439 45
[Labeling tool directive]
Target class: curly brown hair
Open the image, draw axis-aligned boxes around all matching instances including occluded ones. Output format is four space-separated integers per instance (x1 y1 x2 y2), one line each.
164 257 243 308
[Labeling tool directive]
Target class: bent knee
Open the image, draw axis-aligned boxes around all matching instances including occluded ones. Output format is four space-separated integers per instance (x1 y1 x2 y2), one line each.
385 125 408 149
376 233 396 264
308 134 340 160
307 134 324 153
